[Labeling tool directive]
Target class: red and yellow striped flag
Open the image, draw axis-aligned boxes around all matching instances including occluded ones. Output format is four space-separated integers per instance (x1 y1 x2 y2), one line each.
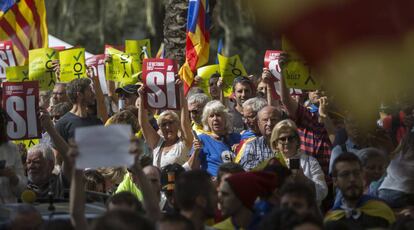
179 0 210 94
0 0 48 65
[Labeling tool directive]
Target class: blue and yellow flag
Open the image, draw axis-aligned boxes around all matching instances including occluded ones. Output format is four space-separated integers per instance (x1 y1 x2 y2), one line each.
0 0 48 65
179 0 210 94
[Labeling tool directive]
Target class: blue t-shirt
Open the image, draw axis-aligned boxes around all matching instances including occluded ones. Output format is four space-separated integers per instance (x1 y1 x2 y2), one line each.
197 133 241 176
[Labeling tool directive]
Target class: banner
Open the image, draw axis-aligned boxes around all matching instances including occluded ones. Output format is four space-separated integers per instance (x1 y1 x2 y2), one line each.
218 54 248 97
282 37 320 90
143 58 179 110
105 47 137 86
2 81 41 140
264 50 302 98
0 40 17 79
59 48 87 82
28 48 58 90
6 66 28 82
86 54 108 94
197 64 219 97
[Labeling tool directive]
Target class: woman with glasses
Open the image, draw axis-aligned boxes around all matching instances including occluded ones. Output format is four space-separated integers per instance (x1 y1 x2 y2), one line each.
138 81 193 168
270 119 328 205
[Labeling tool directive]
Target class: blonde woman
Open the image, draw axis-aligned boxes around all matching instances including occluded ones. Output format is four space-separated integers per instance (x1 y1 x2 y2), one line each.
138 81 193 168
270 119 328 204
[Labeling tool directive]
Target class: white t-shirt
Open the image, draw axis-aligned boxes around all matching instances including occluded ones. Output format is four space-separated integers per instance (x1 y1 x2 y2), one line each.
152 138 190 168
379 151 414 193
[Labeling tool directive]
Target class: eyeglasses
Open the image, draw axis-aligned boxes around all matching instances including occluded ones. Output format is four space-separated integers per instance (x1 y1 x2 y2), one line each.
160 120 175 127
336 169 361 179
277 135 297 143
189 109 201 114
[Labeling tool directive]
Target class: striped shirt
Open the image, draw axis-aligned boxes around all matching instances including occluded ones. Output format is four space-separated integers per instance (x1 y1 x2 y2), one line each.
294 104 332 175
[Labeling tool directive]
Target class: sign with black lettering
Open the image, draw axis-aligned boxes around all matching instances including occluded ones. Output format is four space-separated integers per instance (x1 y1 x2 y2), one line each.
59 48 87 82
0 41 17 79
143 58 179 110
28 48 58 90
2 81 41 140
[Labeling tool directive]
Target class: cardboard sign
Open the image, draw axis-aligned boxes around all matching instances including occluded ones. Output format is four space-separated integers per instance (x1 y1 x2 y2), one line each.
59 48 87 82
86 54 108 94
282 37 320 90
0 41 17 79
2 81 41 140
197 64 219 97
6 66 29 82
218 54 248 97
13 138 40 149
29 48 58 90
264 50 302 98
143 58 179 110
105 48 138 86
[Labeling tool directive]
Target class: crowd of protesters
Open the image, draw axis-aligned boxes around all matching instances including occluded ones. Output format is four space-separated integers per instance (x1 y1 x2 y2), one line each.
0 54 414 230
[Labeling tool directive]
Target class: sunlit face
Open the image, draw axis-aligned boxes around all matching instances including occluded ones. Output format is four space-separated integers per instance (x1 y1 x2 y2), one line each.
208 112 226 135
209 77 220 99
234 83 253 106
188 102 204 124
257 81 267 97
333 161 364 201
243 107 258 132
159 115 179 141
26 151 54 185
280 194 309 216
218 181 243 217
275 130 299 158
363 156 386 184
258 109 281 137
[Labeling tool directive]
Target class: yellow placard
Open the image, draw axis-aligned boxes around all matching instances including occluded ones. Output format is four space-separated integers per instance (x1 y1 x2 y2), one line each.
218 54 248 97
29 48 58 90
6 66 29 82
282 37 320 90
13 138 40 149
59 48 87 83
125 39 151 74
106 47 137 86
197 64 219 96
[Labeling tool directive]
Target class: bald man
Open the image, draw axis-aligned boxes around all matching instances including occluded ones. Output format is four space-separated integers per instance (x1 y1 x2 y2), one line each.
239 106 283 171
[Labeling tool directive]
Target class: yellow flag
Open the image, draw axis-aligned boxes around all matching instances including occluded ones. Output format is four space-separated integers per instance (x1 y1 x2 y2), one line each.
29 48 58 90
6 66 29 82
106 47 137 86
13 138 40 149
282 37 320 90
218 54 248 97
125 39 151 74
197 64 219 97
59 48 87 83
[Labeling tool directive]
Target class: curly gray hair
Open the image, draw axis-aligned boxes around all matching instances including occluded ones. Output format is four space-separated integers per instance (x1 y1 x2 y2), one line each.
201 100 233 134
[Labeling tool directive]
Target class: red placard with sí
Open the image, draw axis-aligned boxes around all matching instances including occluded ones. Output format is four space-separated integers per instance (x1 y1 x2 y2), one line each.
86 54 108 94
264 50 302 98
0 41 17 79
2 81 41 140
143 58 180 110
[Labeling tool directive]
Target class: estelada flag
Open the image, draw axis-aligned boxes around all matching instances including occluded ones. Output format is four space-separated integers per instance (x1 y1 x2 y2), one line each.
179 0 210 95
0 0 48 65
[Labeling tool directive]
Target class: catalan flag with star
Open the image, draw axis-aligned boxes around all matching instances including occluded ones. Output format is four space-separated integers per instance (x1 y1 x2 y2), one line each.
0 0 48 65
179 0 210 94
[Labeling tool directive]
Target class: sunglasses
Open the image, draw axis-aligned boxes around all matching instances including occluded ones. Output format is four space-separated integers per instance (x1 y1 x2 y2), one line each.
277 135 297 143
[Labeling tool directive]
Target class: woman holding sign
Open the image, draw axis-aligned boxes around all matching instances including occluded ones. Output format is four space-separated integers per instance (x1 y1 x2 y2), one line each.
138 81 193 169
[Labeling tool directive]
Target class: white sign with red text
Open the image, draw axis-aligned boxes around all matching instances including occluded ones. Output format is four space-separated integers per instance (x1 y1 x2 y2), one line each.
2 81 41 140
0 41 17 79
86 54 108 94
143 58 179 110
264 50 302 98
